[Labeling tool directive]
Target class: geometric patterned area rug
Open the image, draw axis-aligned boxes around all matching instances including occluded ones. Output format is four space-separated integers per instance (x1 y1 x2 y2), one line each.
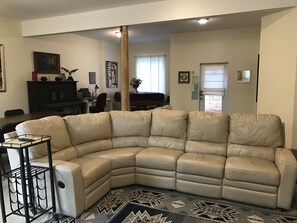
43 185 297 223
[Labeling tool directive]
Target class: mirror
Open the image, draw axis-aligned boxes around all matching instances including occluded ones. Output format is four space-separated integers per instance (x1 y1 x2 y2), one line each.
237 70 251 83
0 44 6 91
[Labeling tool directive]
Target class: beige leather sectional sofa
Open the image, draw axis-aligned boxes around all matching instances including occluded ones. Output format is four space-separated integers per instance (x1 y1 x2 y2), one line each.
7 109 297 218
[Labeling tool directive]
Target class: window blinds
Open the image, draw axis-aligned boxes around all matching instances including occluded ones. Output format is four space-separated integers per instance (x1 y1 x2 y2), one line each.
136 55 166 94
200 63 227 96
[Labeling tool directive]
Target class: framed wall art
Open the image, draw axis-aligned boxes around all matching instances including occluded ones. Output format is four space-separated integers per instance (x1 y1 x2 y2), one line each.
33 51 61 74
105 61 118 88
178 71 190 83
0 44 6 92
237 70 251 83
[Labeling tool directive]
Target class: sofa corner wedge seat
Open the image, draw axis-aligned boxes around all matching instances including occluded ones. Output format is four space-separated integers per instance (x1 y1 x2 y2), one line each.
10 115 112 218
5 110 297 218
136 109 187 189
84 110 152 188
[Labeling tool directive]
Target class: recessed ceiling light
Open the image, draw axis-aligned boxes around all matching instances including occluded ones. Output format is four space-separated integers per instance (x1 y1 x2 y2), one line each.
197 18 209 25
115 31 121 38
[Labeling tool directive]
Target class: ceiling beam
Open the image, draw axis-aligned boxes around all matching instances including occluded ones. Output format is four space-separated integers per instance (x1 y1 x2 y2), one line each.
21 0 297 37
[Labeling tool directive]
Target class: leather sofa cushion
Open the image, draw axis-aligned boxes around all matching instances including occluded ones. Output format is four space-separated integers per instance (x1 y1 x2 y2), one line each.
51 146 79 161
110 111 151 137
186 141 226 156
70 157 111 188
187 111 229 144
64 113 111 146
149 110 187 150
228 113 283 148
136 147 184 171
84 147 144 169
16 116 74 160
149 136 185 151
150 109 187 139
112 136 148 148
177 153 225 178
227 144 275 161
223 179 277 194
74 139 113 157
225 156 280 186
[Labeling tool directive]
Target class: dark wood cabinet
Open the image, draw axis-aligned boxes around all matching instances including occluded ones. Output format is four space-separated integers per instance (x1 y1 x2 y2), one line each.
27 81 85 113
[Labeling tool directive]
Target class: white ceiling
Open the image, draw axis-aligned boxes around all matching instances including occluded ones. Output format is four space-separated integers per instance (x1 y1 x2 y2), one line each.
0 0 164 20
75 10 281 43
0 0 288 43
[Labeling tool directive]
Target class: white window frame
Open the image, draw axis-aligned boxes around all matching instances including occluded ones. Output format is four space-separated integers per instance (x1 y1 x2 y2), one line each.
135 55 166 94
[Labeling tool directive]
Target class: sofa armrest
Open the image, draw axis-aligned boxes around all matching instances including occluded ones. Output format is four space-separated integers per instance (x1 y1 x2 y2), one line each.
32 159 85 217
275 147 297 209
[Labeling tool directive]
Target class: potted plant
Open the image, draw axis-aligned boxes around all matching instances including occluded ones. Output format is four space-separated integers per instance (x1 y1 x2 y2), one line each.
129 78 142 93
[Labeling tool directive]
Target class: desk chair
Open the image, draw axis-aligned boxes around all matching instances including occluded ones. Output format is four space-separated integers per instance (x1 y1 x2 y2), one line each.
89 93 107 113
4 109 24 117
1 108 24 173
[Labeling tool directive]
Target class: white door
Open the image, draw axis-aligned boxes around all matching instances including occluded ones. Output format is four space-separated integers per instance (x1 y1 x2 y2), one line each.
199 63 228 113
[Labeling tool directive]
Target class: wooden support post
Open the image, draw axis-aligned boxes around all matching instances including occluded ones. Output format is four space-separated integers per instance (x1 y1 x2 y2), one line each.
120 26 130 111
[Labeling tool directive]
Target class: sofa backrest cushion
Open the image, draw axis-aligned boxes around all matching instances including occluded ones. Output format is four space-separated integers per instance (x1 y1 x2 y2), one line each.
110 110 151 148
15 116 77 160
149 109 187 150
228 113 283 160
228 113 283 148
64 113 112 156
186 111 229 155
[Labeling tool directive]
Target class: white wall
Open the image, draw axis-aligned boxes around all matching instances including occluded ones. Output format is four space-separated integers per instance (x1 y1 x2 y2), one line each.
129 41 170 95
0 17 101 117
258 8 297 148
170 27 260 112
100 41 120 98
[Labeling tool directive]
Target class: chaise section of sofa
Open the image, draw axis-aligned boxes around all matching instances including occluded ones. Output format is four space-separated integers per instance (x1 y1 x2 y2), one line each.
136 109 187 189
177 111 229 198
12 115 111 217
223 113 297 209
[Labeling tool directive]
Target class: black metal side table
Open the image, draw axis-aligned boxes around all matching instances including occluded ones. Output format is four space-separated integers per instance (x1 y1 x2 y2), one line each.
0 134 56 223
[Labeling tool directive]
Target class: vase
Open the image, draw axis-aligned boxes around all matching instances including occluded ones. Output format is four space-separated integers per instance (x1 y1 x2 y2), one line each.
134 88 138 93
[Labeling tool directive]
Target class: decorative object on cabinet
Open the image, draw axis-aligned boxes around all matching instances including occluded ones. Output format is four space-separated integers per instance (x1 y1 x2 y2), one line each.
33 51 60 74
55 76 62 81
61 67 79 81
32 72 37 81
0 44 6 92
40 76 47 81
178 71 190 83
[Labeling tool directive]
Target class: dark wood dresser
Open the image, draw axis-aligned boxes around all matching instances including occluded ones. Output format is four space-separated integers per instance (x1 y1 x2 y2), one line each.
27 81 85 114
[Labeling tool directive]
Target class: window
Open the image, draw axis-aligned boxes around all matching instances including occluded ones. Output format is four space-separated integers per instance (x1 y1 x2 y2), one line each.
200 63 228 112
135 55 166 94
